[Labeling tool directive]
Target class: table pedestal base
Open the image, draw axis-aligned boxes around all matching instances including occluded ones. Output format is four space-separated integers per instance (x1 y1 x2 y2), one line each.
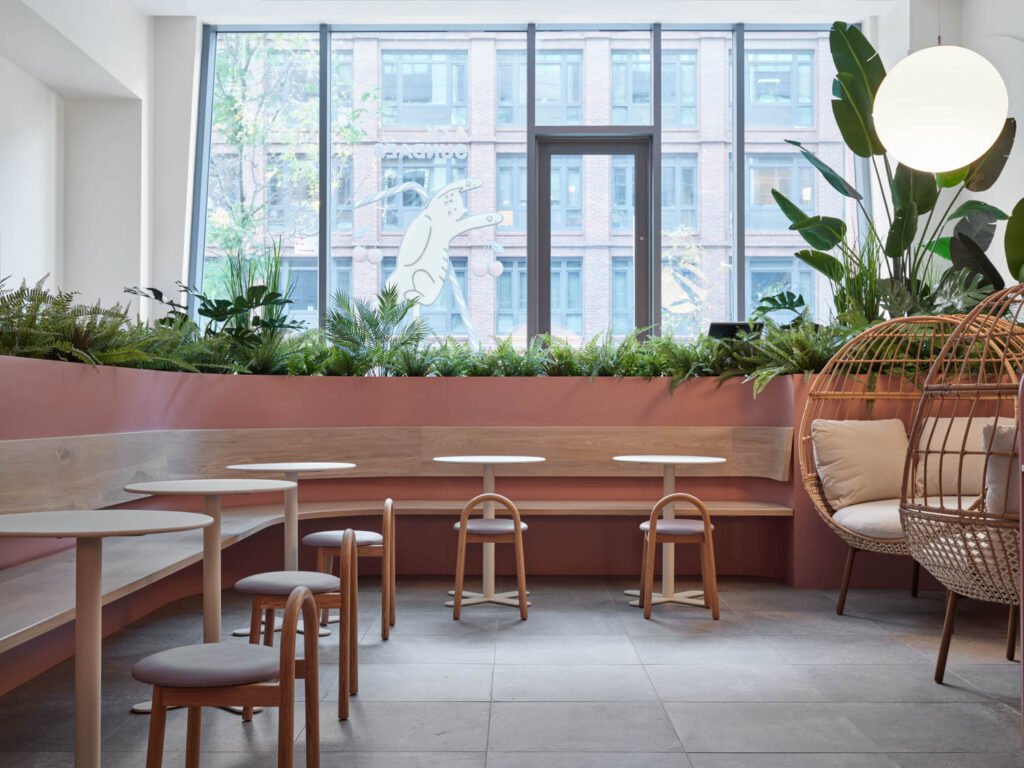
624 588 707 608
445 589 531 608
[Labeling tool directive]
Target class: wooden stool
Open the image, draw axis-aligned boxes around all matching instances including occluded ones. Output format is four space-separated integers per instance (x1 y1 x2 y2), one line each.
133 585 320 768
304 498 396 639
640 493 719 620
236 529 358 720
453 493 528 620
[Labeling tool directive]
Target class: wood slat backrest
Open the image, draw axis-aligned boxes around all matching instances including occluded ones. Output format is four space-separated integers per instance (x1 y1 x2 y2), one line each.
0 425 792 514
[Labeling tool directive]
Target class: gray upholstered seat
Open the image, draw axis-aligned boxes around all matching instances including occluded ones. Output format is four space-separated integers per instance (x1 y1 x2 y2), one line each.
132 643 279 688
454 518 526 535
303 529 383 548
234 570 340 595
639 519 710 536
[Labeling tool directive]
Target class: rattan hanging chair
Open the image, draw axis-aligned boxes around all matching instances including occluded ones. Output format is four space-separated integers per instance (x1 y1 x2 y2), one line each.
799 315 964 614
901 287 1024 683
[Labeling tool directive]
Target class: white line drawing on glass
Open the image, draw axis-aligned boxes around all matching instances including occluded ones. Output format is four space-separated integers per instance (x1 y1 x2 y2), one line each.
354 178 503 346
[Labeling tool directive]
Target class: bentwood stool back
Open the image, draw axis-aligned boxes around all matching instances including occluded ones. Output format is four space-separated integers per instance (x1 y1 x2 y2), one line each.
453 493 528 620
304 498 396 639
132 586 321 768
235 529 358 720
640 493 719 620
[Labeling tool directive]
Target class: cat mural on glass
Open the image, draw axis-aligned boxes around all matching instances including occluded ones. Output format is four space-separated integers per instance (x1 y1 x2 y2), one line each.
355 178 503 346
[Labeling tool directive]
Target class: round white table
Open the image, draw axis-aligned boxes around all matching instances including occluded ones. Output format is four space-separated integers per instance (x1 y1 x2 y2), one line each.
0 509 212 768
614 455 726 608
123 479 295 644
434 455 545 609
225 463 355 639
225 462 356 570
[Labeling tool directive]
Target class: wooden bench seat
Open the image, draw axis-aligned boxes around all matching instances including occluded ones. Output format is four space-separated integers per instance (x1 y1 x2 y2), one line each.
0 498 791 653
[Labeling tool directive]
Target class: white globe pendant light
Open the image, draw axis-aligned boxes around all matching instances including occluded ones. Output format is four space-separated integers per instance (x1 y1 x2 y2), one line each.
872 45 1008 173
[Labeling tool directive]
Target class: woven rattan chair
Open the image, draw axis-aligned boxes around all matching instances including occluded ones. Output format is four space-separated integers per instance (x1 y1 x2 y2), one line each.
900 289 1024 683
799 315 963 614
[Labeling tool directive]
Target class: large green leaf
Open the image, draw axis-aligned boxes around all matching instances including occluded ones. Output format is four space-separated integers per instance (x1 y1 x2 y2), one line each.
950 233 1005 289
786 140 862 199
924 237 952 259
966 118 1016 192
790 216 847 250
885 201 918 258
771 188 808 226
830 22 886 97
949 200 1008 221
953 209 998 252
1006 198 1024 282
892 164 938 215
795 250 845 283
832 72 885 157
936 166 970 188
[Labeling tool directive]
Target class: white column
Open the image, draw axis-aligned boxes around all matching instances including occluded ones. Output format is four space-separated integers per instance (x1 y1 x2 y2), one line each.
283 472 299 570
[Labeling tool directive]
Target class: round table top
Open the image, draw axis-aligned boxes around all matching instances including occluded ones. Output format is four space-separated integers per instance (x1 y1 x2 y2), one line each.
0 510 213 538
227 462 356 474
613 454 726 465
124 479 296 496
433 455 546 465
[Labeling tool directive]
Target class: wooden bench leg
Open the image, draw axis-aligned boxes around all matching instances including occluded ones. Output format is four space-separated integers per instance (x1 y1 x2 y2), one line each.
935 590 959 683
837 547 856 616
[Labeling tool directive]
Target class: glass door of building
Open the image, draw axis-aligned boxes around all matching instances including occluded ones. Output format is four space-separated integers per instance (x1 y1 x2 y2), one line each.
535 138 651 340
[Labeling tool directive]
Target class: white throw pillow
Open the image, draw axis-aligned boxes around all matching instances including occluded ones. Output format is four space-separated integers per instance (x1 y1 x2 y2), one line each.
915 417 989 497
983 423 1020 518
811 418 909 510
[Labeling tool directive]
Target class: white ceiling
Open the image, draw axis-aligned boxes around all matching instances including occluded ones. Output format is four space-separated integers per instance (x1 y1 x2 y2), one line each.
127 0 902 25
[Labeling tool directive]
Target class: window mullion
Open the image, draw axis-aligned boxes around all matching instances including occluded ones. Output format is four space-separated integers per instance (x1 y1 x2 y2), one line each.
318 23 330 330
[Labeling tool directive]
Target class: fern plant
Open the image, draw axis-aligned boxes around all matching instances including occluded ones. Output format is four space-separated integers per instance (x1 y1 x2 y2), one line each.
324 285 428 376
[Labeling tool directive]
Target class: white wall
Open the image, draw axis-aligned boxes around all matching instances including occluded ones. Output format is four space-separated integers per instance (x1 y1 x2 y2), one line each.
63 100 144 307
0 53 63 288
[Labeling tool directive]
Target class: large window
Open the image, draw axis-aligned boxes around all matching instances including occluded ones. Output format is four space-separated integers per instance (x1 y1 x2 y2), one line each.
382 50 467 126
192 26 853 340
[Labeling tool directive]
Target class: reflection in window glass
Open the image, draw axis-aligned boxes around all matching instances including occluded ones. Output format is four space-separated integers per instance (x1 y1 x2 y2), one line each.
662 154 697 232
611 156 634 232
383 255 469 335
747 256 814 319
496 256 527 336
746 154 814 230
611 256 634 335
497 50 527 127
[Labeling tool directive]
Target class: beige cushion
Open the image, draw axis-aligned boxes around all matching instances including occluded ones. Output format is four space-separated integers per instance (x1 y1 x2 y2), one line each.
234 570 340 596
811 419 909 509
983 424 1020 518
303 530 383 548
916 417 988 497
639 519 710 536
132 643 279 688
454 519 526 535
835 496 968 539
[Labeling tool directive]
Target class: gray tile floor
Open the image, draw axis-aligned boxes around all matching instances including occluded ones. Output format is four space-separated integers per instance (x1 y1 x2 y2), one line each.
1 576 1022 767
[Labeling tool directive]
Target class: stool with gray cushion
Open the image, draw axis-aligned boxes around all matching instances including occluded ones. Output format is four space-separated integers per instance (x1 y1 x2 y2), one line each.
236 529 358 721
453 493 528 620
303 498 396 639
133 585 320 768
640 493 719 620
